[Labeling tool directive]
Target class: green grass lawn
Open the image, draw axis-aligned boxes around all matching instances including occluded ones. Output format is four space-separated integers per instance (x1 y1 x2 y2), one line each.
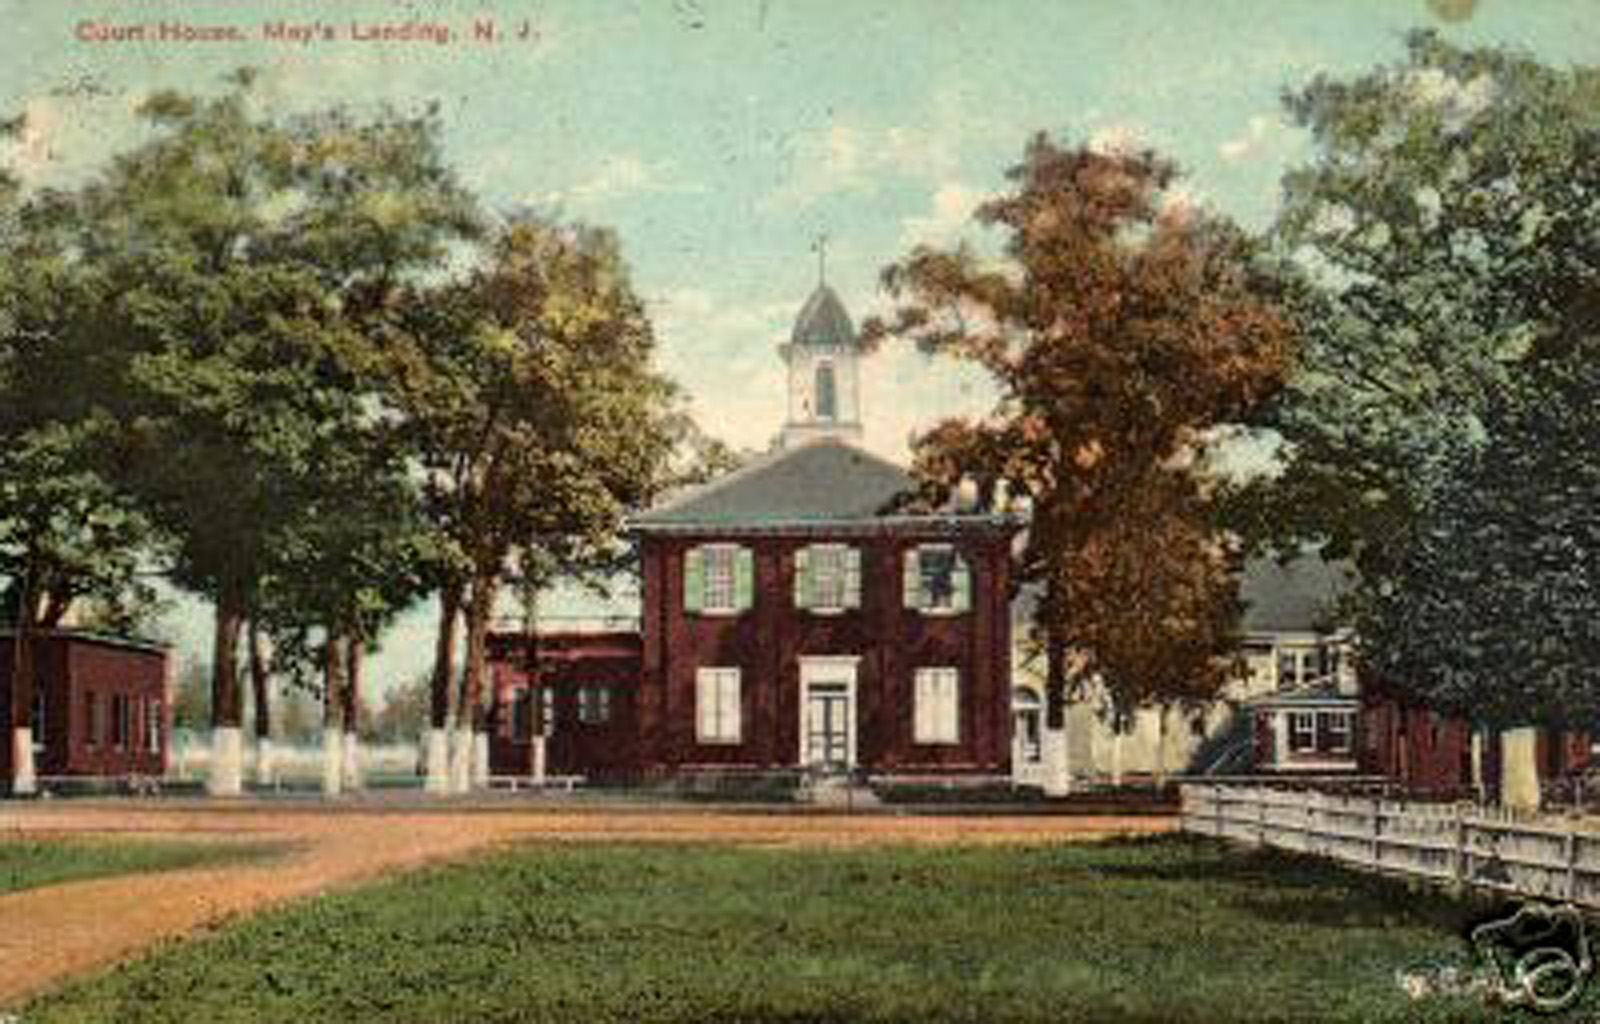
21 834 1565 1023
0 836 283 896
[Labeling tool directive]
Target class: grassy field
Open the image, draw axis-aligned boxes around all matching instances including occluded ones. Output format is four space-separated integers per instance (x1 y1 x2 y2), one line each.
0 837 283 896
21 834 1562 1023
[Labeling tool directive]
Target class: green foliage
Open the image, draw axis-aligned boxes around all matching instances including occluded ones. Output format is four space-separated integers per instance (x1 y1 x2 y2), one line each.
1359 336 1600 728
367 675 429 744
1241 31 1600 579
0 837 282 896
394 215 679 726
24 837 1509 1023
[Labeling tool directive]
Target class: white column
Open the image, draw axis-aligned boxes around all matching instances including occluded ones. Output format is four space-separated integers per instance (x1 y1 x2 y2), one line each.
10 728 36 796
449 726 473 793
423 727 450 794
254 737 277 789
471 730 490 788
321 727 344 797
1272 711 1289 771
532 735 547 785
1470 729 1485 801
340 733 364 792
208 726 243 797
1501 727 1541 812
1040 722 1072 797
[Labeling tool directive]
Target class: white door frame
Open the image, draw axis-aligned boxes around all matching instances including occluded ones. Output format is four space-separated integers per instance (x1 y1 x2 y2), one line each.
799 656 860 770
1011 687 1045 787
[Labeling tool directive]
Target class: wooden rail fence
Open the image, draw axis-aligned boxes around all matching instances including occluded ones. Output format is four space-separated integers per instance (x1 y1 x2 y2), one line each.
1181 782 1600 908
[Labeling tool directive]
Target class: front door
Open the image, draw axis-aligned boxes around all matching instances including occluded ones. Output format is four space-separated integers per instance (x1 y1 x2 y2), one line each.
799 657 859 773
806 684 851 771
1012 687 1045 786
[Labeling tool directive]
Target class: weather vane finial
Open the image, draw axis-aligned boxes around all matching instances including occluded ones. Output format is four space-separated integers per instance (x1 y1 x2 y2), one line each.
812 231 830 286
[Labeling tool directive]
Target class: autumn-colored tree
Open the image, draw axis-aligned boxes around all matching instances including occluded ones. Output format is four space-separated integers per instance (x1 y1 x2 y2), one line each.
866 136 1292 774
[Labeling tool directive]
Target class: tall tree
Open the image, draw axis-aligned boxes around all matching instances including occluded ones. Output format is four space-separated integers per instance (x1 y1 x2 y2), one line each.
72 75 477 794
1235 32 1600 803
1235 31 1600 580
865 136 1291 785
394 216 677 792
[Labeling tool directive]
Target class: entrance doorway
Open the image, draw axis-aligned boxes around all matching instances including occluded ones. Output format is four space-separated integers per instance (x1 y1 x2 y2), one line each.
1012 687 1044 787
799 657 859 773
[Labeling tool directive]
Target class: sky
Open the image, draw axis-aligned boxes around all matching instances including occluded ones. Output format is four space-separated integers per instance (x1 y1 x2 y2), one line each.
3 0 1597 697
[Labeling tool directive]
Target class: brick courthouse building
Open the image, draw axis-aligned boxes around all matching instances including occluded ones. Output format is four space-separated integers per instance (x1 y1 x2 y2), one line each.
489 284 1018 782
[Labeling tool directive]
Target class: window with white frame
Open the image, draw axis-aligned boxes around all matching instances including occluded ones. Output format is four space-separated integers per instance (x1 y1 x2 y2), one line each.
794 543 861 611
577 684 612 725
913 668 960 745
903 544 971 613
1321 710 1352 753
684 544 753 614
696 667 742 744
1287 710 1317 753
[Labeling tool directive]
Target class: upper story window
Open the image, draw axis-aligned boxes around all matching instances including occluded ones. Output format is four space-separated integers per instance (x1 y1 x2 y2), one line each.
903 543 971 614
814 363 837 420
684 544 754 615
794 543 861 612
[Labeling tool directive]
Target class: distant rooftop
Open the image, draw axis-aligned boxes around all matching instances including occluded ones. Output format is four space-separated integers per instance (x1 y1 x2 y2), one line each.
1239 553 1354 634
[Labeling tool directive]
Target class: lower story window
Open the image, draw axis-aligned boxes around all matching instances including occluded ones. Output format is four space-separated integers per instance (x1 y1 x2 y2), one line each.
696 667 741 745
1321 710 1353 753
1287 711 1316 753
914 668 960 745
578 684 612 725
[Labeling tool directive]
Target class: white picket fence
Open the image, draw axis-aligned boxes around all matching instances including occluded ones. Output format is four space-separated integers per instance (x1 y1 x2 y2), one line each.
1181 782 1600 907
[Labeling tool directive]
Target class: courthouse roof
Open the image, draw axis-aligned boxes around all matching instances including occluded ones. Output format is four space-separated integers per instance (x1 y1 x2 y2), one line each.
631 438 913 528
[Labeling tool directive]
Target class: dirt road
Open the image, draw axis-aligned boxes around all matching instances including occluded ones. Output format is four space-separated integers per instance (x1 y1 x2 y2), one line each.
0 798 1174 1007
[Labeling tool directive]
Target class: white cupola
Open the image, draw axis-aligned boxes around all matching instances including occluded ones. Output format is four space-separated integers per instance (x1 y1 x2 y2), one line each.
778 282 863 448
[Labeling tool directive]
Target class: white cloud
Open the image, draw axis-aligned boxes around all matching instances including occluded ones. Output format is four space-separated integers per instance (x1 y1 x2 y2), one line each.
527 153 706 208
1087 120 1148 156
898 181 987 249
1219 114 1281 163
768 118 962 209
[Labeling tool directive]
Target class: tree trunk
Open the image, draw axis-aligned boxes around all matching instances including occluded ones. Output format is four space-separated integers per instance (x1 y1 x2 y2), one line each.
1500 726 1541 812
456 573 497 791
425 581 462 794
321 632 345 798
1153 706 1169 791
208 585 246 796
8 567 39 795
341 634 363 792
247 619 274 787
1040 620 1072 796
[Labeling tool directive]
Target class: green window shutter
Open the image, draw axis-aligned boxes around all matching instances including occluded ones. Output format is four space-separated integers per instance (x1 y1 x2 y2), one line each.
952 552 972 613
903 548 921 609
735 546 755 611
794 546 812 609
683 546 705 613
844 547 862 609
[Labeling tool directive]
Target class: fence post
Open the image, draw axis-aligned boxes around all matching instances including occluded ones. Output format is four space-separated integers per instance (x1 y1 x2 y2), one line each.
1257 787 1267 847
1566 831 1579 903
1371 796 1383 870
1450 803 1467 895
1214 782 1224 838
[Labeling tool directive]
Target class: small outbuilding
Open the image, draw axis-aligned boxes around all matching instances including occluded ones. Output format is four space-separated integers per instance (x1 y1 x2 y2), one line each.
1 630 171 794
